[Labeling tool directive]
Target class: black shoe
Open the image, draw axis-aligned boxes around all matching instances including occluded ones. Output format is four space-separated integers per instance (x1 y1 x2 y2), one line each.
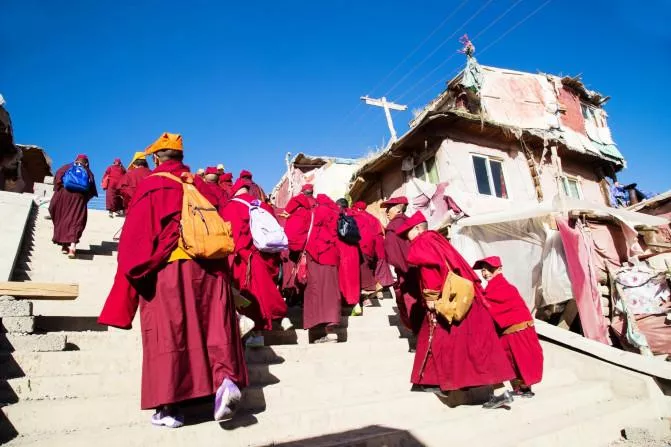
483 390 514 409
512 388 535 398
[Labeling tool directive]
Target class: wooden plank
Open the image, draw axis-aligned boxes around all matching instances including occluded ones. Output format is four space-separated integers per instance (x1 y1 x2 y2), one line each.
0 282 78 299
535 319 671 381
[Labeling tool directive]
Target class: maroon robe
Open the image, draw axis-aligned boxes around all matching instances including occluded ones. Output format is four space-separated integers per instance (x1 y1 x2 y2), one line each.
484 274 544 387
200 180 229 212
222 193 287 331
103 164 126 212
351 207 394 291
337 237 361 306
49 163 97 245
119 166 151 211
407 231 515 391
98 159 247 410
384 214 423 333
302 195 341 329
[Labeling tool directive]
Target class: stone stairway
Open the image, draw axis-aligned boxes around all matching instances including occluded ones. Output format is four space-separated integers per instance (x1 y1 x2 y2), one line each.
1 208 669 446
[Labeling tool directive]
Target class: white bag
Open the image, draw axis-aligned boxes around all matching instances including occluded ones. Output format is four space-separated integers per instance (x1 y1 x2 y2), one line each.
232 198 288 253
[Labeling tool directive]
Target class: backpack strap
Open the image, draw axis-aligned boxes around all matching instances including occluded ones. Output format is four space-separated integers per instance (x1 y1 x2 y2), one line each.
231 197 253 209
151 172 183 183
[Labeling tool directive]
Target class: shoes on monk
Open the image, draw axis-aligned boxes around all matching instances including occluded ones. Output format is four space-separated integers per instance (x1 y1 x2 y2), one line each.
313 333 338 344
483 390 514 409
350 303 363 316
280 317 294 331
67 249 76 259
214 378 242 422
245 334 265 348
115 211 124 217
108 212 114 218
362 298 374 307
237 313 255 339
512 388 535 398
60 245 69 254
151 409 184 428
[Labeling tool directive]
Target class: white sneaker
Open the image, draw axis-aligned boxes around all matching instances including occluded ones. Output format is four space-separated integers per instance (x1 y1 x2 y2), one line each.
214 378 242 421
245 334 264 348
280 317 294 331
151 410 184 428
314 333 338 344
350 303 363 316
237 313 255 339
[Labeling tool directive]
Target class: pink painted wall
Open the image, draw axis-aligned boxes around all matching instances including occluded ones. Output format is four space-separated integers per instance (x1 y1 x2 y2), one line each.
538 155 607 206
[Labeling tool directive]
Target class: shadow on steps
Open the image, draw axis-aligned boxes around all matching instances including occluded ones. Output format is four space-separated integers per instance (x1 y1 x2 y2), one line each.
257 424 427 447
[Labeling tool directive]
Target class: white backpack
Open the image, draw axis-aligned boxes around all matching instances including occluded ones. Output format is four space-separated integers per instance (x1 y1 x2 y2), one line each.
232 198 288 253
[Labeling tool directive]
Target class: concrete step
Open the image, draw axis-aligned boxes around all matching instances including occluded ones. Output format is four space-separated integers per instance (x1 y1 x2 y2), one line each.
0 333 66 353
3 380 613 447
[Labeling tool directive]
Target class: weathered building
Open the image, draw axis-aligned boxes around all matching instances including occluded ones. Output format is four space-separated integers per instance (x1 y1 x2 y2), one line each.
271 152 360 208
348 57 626 225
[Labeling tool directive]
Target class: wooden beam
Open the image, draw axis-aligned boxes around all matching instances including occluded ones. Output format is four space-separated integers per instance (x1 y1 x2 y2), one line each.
0 282 79 299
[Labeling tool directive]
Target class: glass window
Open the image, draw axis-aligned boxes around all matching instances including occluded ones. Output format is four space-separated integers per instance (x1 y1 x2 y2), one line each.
562 177 582 199
472 155 508 198
412 156 440 184
473 156 492 196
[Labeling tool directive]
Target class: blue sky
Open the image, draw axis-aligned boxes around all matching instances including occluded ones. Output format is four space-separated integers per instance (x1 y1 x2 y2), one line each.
2 0 670 192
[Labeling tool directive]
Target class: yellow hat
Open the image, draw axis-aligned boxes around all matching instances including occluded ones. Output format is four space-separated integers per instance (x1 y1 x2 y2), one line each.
129 151 146 165
145 132 183 155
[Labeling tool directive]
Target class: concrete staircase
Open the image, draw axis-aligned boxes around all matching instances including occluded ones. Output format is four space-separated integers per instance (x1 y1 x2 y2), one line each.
1 208 669 446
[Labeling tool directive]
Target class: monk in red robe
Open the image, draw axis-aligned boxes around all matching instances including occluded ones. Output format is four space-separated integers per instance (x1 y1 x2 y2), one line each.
399 212 515 406
335 199 363 314
98 132 247 427
102 158 126 217
286 193 341 343
473 256 544 399
119 155 151 212
281 185 316 302
222 178 291 347
237 169 266 201
350 201 395 302
201 166 229 209
219 172 233 196
381 196 423 334
49 154 97 258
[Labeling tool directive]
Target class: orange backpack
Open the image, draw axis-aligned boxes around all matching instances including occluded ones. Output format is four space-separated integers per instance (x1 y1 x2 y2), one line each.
153 172 234 259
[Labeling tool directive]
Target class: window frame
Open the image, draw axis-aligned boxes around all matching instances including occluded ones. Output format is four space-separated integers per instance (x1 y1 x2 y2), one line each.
412 155 439 184
470 153 509 199
561 175 583 200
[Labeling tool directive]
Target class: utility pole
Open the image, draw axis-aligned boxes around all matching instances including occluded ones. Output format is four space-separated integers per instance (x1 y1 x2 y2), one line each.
360 96 407 143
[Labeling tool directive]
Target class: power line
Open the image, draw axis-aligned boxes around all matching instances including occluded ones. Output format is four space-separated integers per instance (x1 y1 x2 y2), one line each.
383 0 496 97
395 0 524 102
406 0 554 109
366 0 471 96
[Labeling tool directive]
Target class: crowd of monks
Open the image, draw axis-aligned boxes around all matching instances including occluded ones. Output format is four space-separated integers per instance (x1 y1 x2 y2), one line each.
49 132 544 428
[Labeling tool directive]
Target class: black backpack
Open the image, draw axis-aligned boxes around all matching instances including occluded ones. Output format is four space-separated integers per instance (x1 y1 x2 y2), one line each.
337 213 361 244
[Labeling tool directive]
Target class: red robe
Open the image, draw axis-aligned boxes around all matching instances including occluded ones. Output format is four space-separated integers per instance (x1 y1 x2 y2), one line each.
200 180 229 212
222 193 287 331
484 274 544 387
350 208 394 291
384 214 423 333
119 166 151 211
49 163 97 245
103 164 126 212
407 231 515 391
98 160 248 410
302 195 341 328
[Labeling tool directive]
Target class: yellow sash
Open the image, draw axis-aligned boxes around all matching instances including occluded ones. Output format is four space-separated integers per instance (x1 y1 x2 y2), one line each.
167 246 192 263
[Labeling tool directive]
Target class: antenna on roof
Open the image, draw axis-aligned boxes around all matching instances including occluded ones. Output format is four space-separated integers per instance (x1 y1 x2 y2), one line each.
360 96 407 143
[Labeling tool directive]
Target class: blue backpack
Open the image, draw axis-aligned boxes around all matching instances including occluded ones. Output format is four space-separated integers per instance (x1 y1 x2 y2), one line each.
63 163 91 193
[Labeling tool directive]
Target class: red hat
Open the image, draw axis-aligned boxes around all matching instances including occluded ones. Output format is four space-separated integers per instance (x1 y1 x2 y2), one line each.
381 196 408 208
301 183 314 193
76 154 88 160
239 169 252 179
352 201 366 211
114 158 121 163
397 211 427 236
232 178 251 195
204 166 218 175
221 172 233 182
472 256 502 270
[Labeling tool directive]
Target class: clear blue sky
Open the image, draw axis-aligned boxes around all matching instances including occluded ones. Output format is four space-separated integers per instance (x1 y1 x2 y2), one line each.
2 0 670 192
